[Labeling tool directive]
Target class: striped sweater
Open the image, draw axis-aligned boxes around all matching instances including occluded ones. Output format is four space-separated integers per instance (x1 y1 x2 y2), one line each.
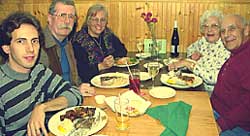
0 63 83 136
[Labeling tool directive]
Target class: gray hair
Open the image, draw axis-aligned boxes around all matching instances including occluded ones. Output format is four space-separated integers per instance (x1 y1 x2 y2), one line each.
48 0 76 15
200 10 223 33
83 4 108 26
235 14 247 26
224 14 247 27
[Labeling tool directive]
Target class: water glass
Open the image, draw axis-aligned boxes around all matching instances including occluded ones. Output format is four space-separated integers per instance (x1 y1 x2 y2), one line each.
147 62 160 88
114 98 129 130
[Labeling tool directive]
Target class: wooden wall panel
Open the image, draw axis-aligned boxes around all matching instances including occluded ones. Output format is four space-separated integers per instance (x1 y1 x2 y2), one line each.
1 0 250 53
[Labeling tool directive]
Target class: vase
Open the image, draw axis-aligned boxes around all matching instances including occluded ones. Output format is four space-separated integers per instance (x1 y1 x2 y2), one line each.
148 23 157 58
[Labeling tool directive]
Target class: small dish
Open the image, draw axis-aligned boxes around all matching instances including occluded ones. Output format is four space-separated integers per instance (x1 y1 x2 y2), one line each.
135 53 151 59
149 86 176 99
140 72 151 81
95 95 106 104
143 62 164 69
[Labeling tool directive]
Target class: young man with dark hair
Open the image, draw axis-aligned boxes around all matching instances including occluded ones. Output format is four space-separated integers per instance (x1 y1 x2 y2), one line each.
0 12 83 136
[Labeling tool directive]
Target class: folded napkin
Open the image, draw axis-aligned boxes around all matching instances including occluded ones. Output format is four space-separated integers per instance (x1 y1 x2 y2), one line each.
146 101 192 136
105 91 151 116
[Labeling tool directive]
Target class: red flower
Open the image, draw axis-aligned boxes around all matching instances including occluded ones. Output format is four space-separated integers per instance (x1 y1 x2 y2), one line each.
144 17 151 23
151 18 158 23
141 12 146 18
146 12 152 18
141 12 157 24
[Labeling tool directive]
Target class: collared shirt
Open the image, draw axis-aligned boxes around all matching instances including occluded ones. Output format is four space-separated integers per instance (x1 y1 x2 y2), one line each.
211 39 250 131
187 37 230 94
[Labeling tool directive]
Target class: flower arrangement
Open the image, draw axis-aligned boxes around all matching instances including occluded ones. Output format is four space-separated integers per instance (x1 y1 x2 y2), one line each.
141 12 158 39
141 12 158 56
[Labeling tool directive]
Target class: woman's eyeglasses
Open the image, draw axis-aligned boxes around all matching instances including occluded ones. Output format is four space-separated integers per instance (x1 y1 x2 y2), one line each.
202 24 220 31
91 18 107 25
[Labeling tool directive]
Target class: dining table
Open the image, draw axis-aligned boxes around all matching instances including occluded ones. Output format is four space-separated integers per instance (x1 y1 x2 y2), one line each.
48 52 218 136
49 87 219 136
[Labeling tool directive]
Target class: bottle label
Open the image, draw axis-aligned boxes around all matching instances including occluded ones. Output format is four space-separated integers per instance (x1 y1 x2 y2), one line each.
171 45 179 53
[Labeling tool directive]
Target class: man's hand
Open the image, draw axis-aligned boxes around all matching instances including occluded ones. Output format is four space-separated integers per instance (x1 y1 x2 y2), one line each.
27 104 48 136
190 51 202 61
98 55 114 70
79 83 95 96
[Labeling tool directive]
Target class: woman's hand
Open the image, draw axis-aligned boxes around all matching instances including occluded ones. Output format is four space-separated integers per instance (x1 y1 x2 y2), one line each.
98 55 114 70
168 59 195 71
27 104 48 136
190 51 202 61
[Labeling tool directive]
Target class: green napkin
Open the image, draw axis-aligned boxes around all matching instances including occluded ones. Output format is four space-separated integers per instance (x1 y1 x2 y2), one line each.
146 101 192 136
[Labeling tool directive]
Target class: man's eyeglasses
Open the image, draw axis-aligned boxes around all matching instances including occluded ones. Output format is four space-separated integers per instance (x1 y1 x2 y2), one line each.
53 13 76 21
91 18 107 25
202 24 220 31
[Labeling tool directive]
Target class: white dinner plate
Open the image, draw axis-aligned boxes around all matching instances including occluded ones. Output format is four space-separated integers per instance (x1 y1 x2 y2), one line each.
114 57 139 67
91 72 129 88
135 53 151 59
160 73 203 89
163 58 179 66
163 58 196 66
149 86 176 99
48 106 108 136
143 62 164 69
140 72 151 81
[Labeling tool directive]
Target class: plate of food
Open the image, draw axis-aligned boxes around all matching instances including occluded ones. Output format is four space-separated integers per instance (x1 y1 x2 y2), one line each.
163 58 196 66
91 72 129 88
114 57 139 67
48 106 108 136
149 86 176 99
163 58 179 66
160 72 203 89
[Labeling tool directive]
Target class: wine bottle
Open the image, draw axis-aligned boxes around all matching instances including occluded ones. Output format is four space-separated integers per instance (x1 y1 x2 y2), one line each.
170 20 179 57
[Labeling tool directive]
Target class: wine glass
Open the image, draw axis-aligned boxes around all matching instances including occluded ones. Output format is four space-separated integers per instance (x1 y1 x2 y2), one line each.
147 62 160 89
136 38 144 60
136 38 144 53
154 41 162 61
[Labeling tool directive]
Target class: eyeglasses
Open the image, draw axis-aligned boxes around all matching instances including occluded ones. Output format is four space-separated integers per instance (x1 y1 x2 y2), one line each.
202 24 220 31
91 18 107 25
220 24 239 35
53 13 76 21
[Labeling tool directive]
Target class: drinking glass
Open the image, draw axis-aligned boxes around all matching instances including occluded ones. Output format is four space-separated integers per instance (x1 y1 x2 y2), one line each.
136 38 144 53
154 41 162 61
114 98 129 130
129 69 141 95
147 62 160 89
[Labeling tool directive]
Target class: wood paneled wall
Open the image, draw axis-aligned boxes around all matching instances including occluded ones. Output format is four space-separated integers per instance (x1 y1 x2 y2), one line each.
1 0 250 53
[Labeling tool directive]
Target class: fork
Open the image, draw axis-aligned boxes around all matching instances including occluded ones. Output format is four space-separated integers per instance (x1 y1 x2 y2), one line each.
174 69 182 77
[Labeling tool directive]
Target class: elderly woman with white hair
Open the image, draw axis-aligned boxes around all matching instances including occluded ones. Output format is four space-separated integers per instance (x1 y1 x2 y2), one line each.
168 10 230 95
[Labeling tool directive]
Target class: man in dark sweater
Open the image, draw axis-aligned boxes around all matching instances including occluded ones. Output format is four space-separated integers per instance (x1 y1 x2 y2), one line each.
211 14 250 136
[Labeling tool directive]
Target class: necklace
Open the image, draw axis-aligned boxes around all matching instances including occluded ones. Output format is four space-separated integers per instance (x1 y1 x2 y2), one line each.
92 37 102 49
